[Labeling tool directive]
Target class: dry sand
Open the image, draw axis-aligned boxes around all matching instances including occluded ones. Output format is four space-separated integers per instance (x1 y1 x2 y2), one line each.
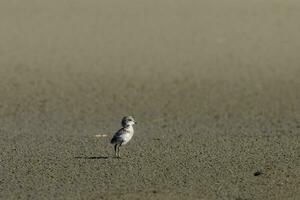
0 0 299 199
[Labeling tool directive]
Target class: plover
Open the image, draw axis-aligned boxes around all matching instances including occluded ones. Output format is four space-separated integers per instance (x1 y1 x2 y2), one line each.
110 116 137 158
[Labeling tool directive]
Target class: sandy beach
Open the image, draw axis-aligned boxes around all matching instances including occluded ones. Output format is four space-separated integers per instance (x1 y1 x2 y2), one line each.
0 1 299 199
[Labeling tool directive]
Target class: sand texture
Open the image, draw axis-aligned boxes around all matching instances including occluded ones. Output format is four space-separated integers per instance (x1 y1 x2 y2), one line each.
0 1 299 199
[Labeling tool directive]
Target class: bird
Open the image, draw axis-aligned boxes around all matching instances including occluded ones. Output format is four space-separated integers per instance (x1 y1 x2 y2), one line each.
110 116 137 158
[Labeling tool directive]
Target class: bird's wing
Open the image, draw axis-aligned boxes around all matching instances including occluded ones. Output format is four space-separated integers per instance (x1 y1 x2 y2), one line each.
110 128 126 144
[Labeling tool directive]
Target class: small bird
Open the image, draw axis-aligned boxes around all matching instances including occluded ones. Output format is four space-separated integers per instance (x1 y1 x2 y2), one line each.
110 116 137 158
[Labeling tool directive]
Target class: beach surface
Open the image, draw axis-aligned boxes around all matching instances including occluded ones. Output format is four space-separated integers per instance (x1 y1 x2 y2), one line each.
0 1 299 199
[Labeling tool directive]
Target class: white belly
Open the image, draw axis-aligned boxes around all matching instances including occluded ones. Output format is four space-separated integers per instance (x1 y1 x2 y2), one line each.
120 133 133 145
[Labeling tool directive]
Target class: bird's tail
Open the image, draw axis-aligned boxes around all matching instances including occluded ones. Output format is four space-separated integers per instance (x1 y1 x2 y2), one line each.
110 136 116 144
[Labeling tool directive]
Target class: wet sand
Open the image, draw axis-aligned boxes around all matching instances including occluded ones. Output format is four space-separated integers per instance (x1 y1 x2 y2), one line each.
0 1 299 199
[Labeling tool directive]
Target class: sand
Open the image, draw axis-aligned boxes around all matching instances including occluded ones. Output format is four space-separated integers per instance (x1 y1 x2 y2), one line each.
0 0 299 199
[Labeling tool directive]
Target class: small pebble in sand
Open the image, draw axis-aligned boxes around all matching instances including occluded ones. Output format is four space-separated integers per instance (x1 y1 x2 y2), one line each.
254 170 263 176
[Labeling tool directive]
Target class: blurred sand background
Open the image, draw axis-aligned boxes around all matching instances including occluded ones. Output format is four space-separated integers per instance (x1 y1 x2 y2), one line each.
0 0 299 199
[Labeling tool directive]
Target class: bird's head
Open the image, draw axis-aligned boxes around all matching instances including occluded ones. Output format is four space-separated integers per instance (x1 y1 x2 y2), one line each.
121 116 137 127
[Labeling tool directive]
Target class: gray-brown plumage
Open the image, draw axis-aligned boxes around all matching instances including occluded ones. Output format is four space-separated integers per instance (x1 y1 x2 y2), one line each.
110 116 137 158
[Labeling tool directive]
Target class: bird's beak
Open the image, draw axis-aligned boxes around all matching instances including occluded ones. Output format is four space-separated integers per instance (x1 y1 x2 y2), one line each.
135 121 138 124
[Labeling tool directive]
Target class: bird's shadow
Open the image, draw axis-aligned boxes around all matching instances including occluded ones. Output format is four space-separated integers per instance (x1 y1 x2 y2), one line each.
74 156 109 160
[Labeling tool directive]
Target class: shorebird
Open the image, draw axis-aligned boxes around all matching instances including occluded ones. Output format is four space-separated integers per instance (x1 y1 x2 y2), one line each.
110 116 137 158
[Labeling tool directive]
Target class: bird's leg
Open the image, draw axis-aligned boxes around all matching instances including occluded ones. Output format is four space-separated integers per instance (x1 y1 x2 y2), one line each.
117 144 121 158
117 142 123 158
114 144 118 157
